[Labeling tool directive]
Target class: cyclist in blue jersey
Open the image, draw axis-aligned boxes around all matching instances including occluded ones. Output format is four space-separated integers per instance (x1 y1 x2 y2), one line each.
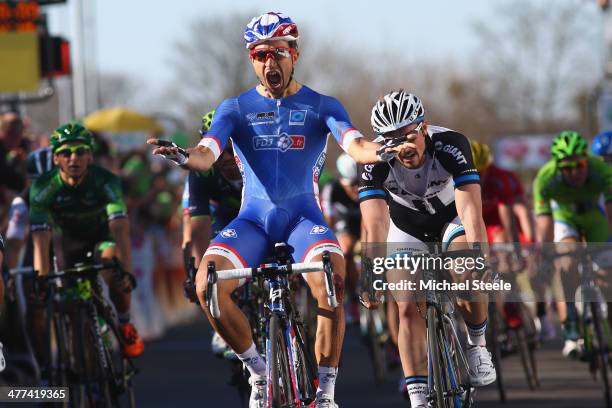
149 12 389 408
592 130 612 164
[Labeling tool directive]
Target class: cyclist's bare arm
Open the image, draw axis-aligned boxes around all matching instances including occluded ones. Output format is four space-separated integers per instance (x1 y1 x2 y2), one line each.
360 198 390 245
32 230 51 275
5 237 25 269
535 214 554 243
497 204 514 242
191 216 212 267
109 217 132 273
146 139 216 172
513 199 535 242
360 198 389 307
455 184 488 245
346 138 387 164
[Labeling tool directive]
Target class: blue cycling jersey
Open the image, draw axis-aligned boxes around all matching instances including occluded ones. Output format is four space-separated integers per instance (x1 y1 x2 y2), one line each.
197 85 361 267
199 86 361 203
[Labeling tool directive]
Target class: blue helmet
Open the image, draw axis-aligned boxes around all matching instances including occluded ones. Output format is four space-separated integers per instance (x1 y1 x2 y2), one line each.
592 130 612 156
244 12 299 49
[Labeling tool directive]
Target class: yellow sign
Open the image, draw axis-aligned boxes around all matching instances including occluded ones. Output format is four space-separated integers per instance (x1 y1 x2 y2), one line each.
0 31 40 92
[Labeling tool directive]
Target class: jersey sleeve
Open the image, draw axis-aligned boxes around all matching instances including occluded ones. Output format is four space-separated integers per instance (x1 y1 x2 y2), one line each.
198 98 240 160
181 177 190 216
433 131 480 188
188 171 211 218
320 96 363 153
102 173 127 220
532 169 552 215
321 182 335 218
358 163 390 202
29 179 52 232
7 196 29 240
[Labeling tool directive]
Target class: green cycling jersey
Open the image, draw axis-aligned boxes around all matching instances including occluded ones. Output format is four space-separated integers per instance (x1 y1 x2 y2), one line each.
29 165 127 242
533 156 612 241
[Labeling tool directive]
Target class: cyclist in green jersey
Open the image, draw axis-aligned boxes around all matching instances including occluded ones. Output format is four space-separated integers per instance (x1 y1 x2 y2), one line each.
533 130 612 356
29 123 144 358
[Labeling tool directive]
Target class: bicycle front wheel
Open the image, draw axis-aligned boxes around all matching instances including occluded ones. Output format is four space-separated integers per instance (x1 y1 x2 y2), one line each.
269 314 296 408
428 306 446 408
591 302 612 408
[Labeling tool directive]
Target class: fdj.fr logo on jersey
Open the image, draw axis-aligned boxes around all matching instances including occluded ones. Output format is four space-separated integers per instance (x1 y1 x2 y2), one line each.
221 229 237 238
253 133 305 152
310 225 328 234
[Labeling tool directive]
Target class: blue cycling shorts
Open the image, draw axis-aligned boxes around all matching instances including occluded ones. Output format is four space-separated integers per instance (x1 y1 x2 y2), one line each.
204 195 342 273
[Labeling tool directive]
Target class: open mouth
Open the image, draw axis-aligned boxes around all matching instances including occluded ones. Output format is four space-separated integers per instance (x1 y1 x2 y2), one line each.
400 150 417 160
265 70 283 90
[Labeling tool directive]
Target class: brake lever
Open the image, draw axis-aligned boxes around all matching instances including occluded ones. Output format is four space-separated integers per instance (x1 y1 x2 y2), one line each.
322 251 338 308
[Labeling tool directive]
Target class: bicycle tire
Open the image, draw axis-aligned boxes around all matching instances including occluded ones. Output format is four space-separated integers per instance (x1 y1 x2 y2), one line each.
75 306 113 408
428 306 446 408
48 308 73 408
364 308 387 385
291 317 318 404
591 301 612 408
269 314 295 408
487 303 506 402
514 328 536 390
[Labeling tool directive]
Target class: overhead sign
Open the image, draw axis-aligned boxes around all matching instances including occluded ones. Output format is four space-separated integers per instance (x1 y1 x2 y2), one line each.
494 134 555 171
0 31 40 92
0 1 40 32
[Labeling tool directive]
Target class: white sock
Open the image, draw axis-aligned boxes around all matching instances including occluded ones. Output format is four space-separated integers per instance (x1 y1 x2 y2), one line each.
316 366 338 400
406 376 428 408
466 319 487 347
236 343 266 378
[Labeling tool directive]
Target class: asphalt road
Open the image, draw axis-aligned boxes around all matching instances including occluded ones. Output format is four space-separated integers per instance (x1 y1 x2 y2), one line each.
133 314 610 407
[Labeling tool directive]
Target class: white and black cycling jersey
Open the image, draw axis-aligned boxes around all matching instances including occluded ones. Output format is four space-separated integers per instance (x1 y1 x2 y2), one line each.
358 125 480 241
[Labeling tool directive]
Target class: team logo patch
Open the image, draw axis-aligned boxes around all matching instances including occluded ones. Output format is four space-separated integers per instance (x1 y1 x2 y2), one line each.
289 110 307 125
253 133 305 152
246 111 275 126
310 225 328 234
221 229 237 238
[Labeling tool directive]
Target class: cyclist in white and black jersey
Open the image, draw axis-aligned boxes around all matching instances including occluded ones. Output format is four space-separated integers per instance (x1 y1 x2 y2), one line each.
359 90 495 408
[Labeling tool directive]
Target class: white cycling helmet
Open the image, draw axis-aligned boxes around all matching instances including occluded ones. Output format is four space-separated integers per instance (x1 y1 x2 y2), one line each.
336 153 358 184
371 90 425 135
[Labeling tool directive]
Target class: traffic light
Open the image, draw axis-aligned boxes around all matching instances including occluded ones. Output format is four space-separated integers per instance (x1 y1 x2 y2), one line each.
39 34 70 77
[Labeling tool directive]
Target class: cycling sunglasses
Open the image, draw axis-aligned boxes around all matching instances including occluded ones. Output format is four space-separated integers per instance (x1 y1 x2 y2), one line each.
558 158 587 170
383 122 424 145
55 144 91 158
249 47 295 63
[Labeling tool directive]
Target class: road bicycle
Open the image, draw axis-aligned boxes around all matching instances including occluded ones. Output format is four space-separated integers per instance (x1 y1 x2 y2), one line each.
27 260 138 408
205 243 336 408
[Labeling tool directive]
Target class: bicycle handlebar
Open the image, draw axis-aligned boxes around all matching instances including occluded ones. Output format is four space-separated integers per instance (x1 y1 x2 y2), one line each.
206 252 337 319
